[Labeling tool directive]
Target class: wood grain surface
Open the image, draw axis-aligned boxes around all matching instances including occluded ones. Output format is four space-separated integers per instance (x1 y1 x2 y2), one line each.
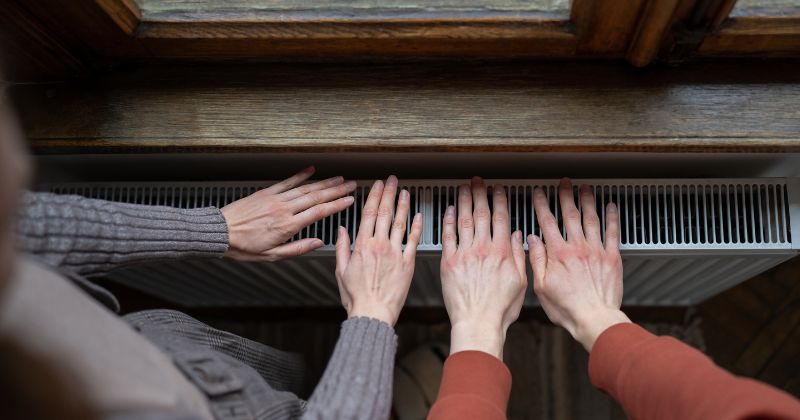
16 61 800 154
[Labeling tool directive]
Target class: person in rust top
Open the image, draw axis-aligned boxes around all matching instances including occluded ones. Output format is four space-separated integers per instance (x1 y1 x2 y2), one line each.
428 177 800 420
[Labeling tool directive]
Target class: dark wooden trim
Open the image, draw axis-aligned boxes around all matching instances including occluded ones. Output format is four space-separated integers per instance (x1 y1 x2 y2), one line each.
571 0 647 55
699 16 800 56
96 0 142 36
136 17 576 58
627 0 683 66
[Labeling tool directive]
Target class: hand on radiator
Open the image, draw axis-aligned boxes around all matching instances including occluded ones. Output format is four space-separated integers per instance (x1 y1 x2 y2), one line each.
334 175 423 326
220 166 357 262
440 177 528 361
529 178 630 351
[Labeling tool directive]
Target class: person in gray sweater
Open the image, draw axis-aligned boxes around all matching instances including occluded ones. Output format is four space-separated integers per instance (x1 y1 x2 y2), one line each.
0 91 423 419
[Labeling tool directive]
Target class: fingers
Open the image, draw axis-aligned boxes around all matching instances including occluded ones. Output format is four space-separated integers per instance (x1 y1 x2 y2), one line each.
264 166 315 194
457 184 474 246
559 178 584 242
580 185 602 246
527 234 547 289
442 206 457 257
293 196 355 229
375 176 399 238
511 231 526 279
533 187 564 246
287 179 356 212
358 180 385 240
264 238 323 261
604 202 620 254
335 226 351 274
403 213 423 264
471 177 491 242
492 184 510 242
391 189 410 247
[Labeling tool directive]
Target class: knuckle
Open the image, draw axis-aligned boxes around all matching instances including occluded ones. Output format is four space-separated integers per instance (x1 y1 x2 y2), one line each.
564 212 581 224
377 206 393 217
493 212 508 223
442 232 457 243
392 220 406 231
584 215 600 227
458 218 474 229
473 209 491 220
362 206 378 217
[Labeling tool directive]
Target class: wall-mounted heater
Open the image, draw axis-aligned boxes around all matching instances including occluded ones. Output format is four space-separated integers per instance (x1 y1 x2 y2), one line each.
42 179 800 307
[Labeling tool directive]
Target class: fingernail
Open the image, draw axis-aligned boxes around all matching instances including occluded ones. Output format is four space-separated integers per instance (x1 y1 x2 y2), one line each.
460 185 470 195
304 165 315 172
400 189 409 200
344 180 357 190
528 234 539 244
314 238 324 246
414 213 422 221
387 175 398 186
560 177 571 185
373 180 383 190
343 196 355 204
534 188 544 197
494 184 504 194
446 205 455 216
607 202 617 213
513 231 521 240
472 176 483 184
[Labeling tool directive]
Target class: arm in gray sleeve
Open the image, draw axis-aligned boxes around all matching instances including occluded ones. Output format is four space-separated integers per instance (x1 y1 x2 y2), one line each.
302 317 397 420
15 192 229 276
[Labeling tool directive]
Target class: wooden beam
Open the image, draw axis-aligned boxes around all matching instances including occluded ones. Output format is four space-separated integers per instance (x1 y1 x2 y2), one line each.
136 17 577 58
571 0 648 55
13 62 800 154
96 0 141 36
627 0 683 66
699 16 800 56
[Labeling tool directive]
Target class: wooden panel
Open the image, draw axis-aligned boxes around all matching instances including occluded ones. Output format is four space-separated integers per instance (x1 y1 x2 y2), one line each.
701 255 800 396
15 62 800 154
627 0 683 66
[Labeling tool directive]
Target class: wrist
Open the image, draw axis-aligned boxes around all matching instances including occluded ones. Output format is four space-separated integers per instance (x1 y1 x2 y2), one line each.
348 303 396 327
449 320 506 361
573 308 631 352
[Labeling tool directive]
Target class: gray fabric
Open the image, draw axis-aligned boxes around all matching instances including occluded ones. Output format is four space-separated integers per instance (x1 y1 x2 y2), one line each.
11 191 398 420
16 192 229 277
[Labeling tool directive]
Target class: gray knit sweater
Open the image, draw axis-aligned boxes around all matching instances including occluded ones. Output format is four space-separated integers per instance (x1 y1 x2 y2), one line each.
14 192 396 420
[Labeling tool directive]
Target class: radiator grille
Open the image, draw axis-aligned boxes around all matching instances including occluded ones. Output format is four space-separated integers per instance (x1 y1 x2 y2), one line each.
45 179 793 251
40 178 798 307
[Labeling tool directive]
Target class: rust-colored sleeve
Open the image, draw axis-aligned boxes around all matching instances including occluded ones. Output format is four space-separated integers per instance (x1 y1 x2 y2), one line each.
589 323 800 420
427 350 512 420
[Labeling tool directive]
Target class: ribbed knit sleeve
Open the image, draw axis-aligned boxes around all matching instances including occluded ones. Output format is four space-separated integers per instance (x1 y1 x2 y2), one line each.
302 317 397 420
15 192 229 276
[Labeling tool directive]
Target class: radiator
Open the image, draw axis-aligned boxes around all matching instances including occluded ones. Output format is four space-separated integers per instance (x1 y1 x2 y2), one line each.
42 179 800 307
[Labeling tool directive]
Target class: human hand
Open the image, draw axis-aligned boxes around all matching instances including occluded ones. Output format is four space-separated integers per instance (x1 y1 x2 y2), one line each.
335 176 423 326
221 166 356 262
528 178 630 351
440 177 528 361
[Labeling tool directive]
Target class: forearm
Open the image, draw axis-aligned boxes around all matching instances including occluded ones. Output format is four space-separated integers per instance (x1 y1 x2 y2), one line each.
15 192 228 276
428 351 511 420
590 323 800 420
302 317 396 420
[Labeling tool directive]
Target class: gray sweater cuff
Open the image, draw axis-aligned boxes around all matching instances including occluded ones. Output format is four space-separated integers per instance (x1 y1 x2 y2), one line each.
303 317 397 420
16 192 229 276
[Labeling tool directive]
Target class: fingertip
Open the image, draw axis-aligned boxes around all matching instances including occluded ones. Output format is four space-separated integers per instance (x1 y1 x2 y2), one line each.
343 195 355 205
607 202 618 213
304 165 315 173
445 205 455 217
386 175 398 187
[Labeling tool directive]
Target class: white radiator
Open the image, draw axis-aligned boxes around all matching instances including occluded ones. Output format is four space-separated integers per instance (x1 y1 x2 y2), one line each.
43 179 800 307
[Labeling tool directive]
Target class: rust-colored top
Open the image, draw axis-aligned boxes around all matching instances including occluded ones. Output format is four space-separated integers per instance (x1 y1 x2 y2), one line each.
428 323 800 420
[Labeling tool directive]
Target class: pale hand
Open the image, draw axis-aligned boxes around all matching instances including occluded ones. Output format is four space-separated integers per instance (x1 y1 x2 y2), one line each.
221 166 356 262
529 178 631 351
335 176 423 326
440 177 528 361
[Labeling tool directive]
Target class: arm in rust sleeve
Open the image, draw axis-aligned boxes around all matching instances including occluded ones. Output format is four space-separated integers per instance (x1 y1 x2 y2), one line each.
427 351 511 420
589 323 800 420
